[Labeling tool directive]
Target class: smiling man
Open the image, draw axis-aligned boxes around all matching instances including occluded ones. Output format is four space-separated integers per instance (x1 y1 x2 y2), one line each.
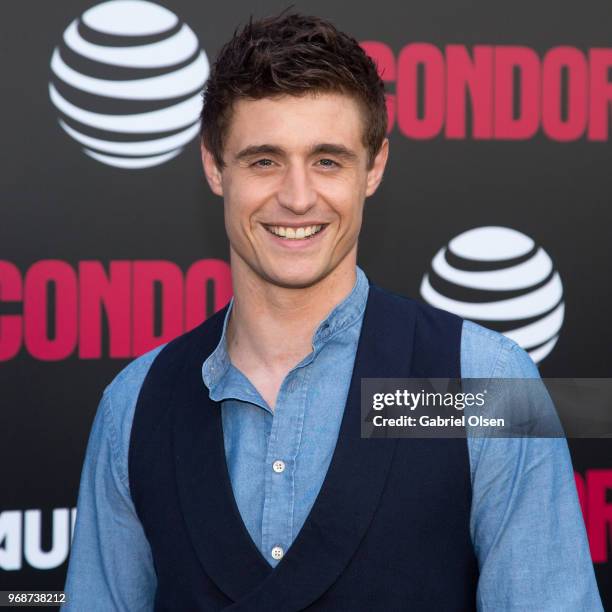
201 91 385 412
63 11 602 612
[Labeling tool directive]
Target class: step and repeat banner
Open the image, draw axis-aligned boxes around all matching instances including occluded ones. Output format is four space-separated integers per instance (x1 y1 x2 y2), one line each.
1 0 611 607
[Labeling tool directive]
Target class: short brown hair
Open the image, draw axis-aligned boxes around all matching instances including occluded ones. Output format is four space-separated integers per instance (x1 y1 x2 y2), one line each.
199 11 387 171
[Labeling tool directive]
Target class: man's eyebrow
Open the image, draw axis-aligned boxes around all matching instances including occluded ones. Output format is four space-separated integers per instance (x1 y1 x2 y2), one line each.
233 143 359 162
309 143 359 160
234 144 284 162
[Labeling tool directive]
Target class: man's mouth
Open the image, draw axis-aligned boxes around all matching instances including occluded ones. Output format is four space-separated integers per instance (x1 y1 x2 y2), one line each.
263 224 328 240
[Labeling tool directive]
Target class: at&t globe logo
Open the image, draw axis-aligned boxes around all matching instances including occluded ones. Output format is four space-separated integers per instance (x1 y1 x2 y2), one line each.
420 226 564 363
49 0 208 169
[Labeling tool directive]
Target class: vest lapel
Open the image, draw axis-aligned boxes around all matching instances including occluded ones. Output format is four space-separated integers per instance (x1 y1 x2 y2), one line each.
173 303 273 602
173 280 418 608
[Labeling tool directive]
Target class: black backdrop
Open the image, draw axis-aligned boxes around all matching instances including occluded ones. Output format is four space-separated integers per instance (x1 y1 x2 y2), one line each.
1 0 611 608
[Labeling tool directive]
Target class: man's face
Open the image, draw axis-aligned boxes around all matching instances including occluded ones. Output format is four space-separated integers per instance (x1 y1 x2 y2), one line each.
202 91 388 288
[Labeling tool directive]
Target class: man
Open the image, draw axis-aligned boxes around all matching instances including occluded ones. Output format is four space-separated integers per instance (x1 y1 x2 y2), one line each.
63 11 602 611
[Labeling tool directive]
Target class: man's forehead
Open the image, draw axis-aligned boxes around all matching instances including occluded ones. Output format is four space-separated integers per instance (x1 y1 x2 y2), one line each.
226 92 366 151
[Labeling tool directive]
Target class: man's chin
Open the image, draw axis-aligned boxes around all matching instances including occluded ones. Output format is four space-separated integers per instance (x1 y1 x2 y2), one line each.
260 264 328 290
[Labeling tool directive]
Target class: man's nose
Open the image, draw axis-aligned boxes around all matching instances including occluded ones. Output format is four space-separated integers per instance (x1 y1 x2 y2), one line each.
276 163 317 214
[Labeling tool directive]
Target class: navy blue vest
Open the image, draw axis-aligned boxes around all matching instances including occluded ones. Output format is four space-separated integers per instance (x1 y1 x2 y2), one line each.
129 281 478 611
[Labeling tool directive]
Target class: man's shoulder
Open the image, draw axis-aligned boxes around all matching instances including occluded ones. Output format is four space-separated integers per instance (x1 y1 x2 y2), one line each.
365 281 540 380
101 307 225 445
460 319 540 379
105 343 167 401
101 343 168 457
104 304 228 404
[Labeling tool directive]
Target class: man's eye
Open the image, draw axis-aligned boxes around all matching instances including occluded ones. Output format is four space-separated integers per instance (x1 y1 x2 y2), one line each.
318 159 339 168
252 159 274 167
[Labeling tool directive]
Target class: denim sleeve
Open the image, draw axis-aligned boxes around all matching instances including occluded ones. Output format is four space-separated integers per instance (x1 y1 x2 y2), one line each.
462 321 603 611
62 346 165 612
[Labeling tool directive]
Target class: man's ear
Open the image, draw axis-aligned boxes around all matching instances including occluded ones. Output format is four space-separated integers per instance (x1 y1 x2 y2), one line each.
365 138 389 197
201 141 224 197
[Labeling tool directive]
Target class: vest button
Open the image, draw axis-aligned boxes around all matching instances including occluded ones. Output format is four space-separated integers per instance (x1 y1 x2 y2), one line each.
271 545 284 560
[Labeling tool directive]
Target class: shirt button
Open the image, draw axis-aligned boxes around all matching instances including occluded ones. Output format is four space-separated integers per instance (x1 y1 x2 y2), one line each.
273 460 285 473
271 545 284 560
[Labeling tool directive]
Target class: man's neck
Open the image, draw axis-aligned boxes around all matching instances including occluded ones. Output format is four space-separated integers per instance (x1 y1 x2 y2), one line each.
226 255 357 376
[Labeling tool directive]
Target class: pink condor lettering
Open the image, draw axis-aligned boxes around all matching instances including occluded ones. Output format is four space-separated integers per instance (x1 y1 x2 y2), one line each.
361 41 612 141
575 470 612 564
0 259 232 361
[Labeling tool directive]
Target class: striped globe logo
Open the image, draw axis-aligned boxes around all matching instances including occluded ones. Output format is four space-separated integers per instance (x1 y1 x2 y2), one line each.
420 226 564 363
49 0 209 169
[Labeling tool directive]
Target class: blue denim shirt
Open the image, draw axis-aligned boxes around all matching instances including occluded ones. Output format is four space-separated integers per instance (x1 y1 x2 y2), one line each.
62 266 603 611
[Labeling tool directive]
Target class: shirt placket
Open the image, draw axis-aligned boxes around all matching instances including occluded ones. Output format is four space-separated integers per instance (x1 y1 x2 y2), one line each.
260 365 309 566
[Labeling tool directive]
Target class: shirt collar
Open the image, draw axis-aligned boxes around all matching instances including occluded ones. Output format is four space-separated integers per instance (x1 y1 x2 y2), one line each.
202 265 369 391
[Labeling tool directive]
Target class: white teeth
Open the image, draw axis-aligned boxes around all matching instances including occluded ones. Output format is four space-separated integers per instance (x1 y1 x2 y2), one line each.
266 224 324 240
